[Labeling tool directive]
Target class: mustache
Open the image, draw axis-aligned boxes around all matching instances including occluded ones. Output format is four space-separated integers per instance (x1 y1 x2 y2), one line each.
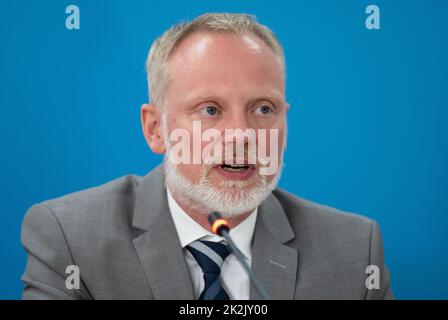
202 143 269 167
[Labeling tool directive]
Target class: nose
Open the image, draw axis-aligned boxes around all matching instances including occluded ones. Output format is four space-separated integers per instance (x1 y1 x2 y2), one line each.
220 108 257 163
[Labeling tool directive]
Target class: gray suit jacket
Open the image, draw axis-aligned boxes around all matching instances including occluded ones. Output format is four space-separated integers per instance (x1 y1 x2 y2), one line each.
21 165 393 299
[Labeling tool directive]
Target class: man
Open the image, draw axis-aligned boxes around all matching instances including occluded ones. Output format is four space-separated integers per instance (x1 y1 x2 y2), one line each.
21 13 393 300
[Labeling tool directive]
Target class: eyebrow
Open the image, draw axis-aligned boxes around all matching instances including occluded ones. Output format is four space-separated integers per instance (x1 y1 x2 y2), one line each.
183 90 284 107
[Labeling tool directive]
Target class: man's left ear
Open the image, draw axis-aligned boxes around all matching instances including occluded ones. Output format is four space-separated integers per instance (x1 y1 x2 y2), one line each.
285 103 290 112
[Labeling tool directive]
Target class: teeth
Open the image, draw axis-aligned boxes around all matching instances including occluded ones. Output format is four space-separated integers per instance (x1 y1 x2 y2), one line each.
221 164 249 171
223 166 246 172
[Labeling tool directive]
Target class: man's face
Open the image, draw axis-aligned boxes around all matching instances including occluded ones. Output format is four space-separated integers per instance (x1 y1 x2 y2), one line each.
162 32 287 216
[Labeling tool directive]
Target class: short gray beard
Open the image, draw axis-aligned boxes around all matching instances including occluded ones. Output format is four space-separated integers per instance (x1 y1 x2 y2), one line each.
164 158 282 218
161 112 285 218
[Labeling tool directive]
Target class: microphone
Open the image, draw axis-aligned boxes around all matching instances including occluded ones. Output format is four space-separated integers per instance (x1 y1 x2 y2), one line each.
208 211 272 300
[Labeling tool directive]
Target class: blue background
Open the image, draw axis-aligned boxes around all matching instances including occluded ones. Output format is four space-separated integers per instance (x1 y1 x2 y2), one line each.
1 0 447 299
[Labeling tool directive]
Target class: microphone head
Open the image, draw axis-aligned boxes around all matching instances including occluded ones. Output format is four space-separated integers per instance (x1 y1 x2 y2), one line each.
208 212 229 236
208 211 222 225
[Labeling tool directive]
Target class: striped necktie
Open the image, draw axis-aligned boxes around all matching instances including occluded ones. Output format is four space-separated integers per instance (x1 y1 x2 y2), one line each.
187 240 231 300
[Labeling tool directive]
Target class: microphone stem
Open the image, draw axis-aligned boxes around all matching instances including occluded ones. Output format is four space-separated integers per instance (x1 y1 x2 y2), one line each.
220 229 272 300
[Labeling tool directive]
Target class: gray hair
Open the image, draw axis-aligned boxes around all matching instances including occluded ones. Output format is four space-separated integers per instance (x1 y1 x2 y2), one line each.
145 13 285 109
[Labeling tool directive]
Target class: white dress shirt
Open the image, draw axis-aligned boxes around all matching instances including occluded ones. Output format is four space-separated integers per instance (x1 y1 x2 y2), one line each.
166 188 258 300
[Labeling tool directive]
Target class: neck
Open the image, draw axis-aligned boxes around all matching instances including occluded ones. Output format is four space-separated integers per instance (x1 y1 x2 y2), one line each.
170 190 252 232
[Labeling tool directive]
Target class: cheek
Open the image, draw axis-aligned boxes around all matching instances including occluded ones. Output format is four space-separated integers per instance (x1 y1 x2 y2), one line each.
276 118 287 154
167 118 180 136
279 129 286 153
177 163 203 182
166 108 192 134
264 127 285 157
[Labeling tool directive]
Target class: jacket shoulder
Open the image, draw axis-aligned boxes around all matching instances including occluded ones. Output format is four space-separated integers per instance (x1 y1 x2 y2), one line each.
38 174 142 210
273 188 374 233
271 188 390 299
21 174 150 299
23 174 143 242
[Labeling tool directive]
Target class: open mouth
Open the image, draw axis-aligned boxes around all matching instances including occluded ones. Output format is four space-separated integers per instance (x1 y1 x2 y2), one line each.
220 163 250 172
213 162 255 180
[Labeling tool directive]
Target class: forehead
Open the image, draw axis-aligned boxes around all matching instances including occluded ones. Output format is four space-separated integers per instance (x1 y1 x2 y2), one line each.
165 32 285 103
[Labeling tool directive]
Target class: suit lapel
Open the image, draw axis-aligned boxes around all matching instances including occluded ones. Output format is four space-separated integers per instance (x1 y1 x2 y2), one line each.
250 193 299 300
131 165 298 300
131 165 195 300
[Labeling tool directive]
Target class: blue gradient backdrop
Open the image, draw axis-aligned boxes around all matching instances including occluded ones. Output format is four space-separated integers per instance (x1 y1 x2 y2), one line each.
1 0 447 299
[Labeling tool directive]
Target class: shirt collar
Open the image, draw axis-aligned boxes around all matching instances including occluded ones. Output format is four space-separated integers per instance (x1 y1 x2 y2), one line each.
166 187 258 259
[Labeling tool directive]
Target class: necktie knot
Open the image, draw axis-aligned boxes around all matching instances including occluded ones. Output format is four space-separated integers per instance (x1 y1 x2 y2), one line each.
187 240 231 273
186 240 231 300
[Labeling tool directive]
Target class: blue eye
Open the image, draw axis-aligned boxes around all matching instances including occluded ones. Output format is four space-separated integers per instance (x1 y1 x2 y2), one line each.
256 105 273 115
200 105 219 117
